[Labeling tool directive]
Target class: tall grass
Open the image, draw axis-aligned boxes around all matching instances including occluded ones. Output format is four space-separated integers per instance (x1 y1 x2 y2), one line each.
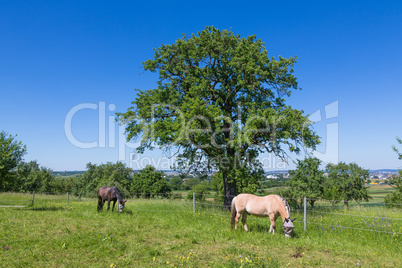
0 193 401 267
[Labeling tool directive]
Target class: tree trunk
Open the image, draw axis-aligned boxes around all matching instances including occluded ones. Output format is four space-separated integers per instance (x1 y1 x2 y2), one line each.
309 200 315 210
223 170 237 210
344 200 349 209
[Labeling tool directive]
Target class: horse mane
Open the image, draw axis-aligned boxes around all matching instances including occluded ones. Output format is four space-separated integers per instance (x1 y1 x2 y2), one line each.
111 187 123 202
274 195 290 218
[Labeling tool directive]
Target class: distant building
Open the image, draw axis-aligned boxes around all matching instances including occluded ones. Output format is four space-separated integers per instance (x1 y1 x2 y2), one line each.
266 175 279 180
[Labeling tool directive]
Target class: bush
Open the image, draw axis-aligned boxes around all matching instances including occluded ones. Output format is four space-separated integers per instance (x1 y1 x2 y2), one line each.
186 183 209 201
385 191 402 208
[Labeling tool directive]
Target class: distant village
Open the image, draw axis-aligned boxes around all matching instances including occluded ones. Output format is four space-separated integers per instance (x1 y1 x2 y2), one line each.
54 169 399 186
160 169 399 186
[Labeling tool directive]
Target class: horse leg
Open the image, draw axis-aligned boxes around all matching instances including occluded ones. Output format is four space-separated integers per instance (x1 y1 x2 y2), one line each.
269 214 276 234
112 200 116 212
241 212 248 232
234 211 242 230
107 200 111 211
97 197 102 211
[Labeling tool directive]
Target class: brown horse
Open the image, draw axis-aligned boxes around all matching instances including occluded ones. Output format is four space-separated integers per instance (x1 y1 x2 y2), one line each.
231 194 296 237
97 186 127 212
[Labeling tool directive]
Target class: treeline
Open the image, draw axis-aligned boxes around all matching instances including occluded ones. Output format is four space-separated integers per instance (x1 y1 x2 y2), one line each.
279 157 402 209
1 161 173 198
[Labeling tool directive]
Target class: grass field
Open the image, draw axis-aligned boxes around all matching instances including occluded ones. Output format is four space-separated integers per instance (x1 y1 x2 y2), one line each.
0 192 401 267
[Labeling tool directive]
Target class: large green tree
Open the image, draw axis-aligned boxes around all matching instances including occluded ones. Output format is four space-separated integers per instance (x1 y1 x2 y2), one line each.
285 157 325 209
118 26 320 207
325 162 371 208
392 136 402 160
0 131 27 191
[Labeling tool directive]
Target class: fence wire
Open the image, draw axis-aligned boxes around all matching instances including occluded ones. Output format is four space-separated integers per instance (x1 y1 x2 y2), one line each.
1 192 401 236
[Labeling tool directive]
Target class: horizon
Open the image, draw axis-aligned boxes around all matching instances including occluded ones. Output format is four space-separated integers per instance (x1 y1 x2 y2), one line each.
1 1 402 171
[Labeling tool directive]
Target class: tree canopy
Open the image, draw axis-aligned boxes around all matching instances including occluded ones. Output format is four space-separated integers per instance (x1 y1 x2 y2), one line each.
392 137 402 160
131 165 171 198
285 157 325 208
72 162 132 197
325 162 370 208
118 26 320 207
385 138 402 208
0 131 27 191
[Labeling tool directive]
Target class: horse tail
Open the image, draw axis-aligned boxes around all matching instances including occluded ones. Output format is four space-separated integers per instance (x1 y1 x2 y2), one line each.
230 197 237 228
97 188 102 211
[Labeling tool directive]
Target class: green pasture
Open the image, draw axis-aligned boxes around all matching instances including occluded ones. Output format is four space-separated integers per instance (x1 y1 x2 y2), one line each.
0 193 401 267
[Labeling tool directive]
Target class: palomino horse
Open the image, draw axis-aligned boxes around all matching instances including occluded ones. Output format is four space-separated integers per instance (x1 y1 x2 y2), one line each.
97 186 127 213
231 194 296 237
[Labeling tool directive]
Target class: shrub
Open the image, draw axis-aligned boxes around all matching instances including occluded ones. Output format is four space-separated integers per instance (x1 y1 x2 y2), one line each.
385 191 402 208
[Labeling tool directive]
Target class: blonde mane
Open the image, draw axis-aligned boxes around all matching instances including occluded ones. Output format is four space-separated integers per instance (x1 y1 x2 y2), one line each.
273 195 290 218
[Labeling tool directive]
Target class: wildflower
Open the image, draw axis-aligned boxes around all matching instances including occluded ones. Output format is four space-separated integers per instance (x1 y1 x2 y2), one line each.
357 263 360 266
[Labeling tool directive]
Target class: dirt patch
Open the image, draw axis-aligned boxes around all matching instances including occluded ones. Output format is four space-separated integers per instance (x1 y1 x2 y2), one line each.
292 247 304 258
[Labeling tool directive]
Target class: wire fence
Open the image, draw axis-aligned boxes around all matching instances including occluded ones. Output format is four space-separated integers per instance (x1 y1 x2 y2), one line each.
0 192 401 235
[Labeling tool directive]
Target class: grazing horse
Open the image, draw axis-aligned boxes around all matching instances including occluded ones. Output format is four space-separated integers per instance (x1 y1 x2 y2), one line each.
231 194 296 237
97 186 127 213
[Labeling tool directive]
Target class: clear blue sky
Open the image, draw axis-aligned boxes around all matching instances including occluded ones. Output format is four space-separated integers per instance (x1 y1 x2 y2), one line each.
1 0 401 171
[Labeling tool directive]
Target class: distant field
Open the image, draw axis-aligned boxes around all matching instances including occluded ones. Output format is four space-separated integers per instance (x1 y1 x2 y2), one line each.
367 185 396 204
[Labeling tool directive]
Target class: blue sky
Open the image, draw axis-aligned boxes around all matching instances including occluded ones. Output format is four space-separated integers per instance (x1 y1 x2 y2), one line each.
1 0 401 171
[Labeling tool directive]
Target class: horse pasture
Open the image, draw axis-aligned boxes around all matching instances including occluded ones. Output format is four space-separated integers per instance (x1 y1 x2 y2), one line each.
0 193 401 267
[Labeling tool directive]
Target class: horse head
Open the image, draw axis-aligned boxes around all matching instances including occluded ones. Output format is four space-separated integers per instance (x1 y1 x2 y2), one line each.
282 218 296 237
118 200 127 213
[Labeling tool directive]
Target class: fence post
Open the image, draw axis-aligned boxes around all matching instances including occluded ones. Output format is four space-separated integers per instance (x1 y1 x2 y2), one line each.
304 197 307 232
32 191 35 206
193 192 196 213
67 192 69 207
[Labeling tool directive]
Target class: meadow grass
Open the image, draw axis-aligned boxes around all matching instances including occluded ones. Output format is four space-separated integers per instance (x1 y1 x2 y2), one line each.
0 193 401 267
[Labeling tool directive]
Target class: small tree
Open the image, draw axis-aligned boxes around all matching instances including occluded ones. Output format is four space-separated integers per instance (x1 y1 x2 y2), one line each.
186 182 210 201
286 157 325 209
0 131 27 191
385 171 402 208
131 165 172 198
385 138 402 208
14 161 55 193
325 162 371 208
169 177 183 190
183 178 200 190
72 162 132 197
